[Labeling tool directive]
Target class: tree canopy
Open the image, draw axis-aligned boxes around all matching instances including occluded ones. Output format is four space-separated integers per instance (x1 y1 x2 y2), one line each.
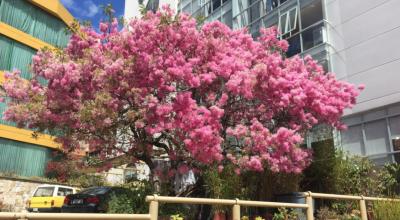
0 8 362 176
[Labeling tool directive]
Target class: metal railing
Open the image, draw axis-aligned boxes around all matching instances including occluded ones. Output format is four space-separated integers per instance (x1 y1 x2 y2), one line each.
1 192 399 220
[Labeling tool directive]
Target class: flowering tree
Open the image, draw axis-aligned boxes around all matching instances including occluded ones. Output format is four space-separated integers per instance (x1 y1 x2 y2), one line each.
0 9 362 178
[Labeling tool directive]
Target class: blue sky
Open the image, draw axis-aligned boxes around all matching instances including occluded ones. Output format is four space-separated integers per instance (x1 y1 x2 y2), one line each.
60 0 125 30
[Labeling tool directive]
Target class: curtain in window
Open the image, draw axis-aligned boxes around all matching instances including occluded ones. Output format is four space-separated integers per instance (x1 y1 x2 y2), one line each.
0 35 36 79
0 0 70 47
0 138 53 177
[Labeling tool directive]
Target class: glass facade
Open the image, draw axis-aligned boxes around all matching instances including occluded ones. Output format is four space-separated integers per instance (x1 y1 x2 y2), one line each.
179 0 328 68
0 0 71 176
0 34 37 79
0 0 70 48
0 138 53 177
180 0 233 28
339 103 400 165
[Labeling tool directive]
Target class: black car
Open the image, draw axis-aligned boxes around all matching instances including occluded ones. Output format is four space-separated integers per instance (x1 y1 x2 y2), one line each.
61 186 131 213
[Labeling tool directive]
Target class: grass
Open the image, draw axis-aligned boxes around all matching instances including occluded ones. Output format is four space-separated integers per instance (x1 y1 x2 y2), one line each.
372 200 400 220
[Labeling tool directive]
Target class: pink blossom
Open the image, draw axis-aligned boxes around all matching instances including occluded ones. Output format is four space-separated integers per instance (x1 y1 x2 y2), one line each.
1 8 362 175
218 165 224 173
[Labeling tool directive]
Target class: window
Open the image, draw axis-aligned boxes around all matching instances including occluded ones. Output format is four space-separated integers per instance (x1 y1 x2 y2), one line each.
263 13 278 29
341 125 364 155
199 0 208 7
278 7 298 36
265 0 283 10
222 10 233 28
302 22 324 50
34 187 54 197
250 20 262 38
212 0 221 10
390 116 400 162
183 4 192 13
146 0 160 12
364 120 391 156
301 0 323 29
286 35 301 57
249 1 261 24
339 106 400 165
57 187 73 196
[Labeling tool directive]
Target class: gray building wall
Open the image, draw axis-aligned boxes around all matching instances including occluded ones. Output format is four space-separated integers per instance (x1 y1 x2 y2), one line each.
324 0 400 164
326 0 400 115
178 0 400 164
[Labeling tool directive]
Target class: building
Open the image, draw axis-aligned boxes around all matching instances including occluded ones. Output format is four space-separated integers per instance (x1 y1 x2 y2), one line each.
178 0 400 165
124 0 179 19
0 0 74 177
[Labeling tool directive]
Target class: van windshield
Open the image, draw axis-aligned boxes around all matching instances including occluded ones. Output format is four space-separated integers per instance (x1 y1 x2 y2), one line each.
33 187 54 197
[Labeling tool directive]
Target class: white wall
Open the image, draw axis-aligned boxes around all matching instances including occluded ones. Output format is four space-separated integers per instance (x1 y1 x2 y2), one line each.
325 0 400 115
124 0 179 19
124 0 142 20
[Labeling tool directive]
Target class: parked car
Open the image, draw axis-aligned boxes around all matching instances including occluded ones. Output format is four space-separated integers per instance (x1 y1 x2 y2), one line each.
61 186 132 213
27 184 78 212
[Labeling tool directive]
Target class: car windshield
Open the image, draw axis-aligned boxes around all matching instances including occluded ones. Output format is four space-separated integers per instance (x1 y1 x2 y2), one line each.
33 187 54 197
79 187 110 195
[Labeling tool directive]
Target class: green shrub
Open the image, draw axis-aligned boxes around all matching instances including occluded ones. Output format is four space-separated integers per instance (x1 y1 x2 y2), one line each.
108 191 135 214
107 181 154 214
170 214 184 220
382 163 400 195
301 139 341 193
203 164 246 212
272 208 299 220
302 140 396 197
67 174 106 188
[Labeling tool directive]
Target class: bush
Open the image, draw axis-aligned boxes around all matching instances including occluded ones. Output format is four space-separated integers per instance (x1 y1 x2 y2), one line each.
107 181 153 214
272 208 299 220
303 146 395 196
203 164 246 213
381 163 400 195
108 191 135 214
334 154 389 196
302 141 400 216
301 139 340 193
67 174 106 188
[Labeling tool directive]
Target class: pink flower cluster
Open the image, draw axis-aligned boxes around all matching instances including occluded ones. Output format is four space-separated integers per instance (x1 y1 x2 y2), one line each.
1 8 362 174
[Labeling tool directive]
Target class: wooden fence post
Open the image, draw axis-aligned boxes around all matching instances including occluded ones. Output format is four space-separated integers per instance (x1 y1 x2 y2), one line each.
232 199 240 220
149 195 159 220
306 192 314 220
359 196 368 220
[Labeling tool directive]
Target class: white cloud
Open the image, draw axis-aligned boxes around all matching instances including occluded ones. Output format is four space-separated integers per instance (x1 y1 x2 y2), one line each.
61 0 100 18
60 0 74 8
84 1 100 17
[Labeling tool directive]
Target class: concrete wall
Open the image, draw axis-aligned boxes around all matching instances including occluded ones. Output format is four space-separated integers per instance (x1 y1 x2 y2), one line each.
0 177 76 212
325 0 400 115
0 177 49 212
